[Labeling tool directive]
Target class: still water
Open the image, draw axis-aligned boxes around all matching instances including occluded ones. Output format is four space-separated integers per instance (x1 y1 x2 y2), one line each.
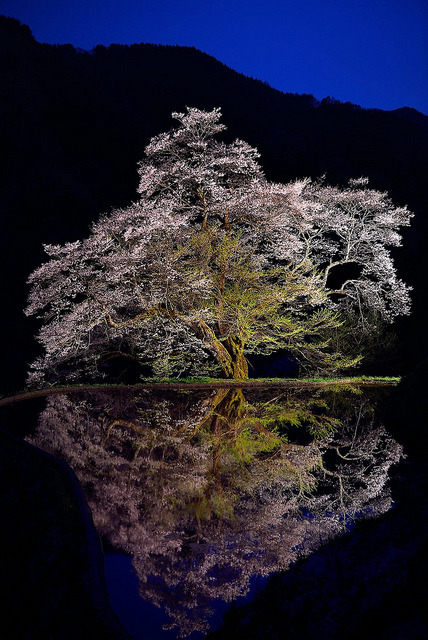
24 384 404 639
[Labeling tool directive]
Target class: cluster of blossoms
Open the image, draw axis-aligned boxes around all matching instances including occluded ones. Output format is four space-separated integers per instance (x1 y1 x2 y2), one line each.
26 107 412 385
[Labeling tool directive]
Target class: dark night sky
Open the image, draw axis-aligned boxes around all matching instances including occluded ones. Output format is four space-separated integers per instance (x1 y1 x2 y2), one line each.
1 0 427 113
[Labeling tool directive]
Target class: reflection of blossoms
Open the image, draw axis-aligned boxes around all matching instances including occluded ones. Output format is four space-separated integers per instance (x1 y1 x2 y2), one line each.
29 386 403 637
303 389 403 522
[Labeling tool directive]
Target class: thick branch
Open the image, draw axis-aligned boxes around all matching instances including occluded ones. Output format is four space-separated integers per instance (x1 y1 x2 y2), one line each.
322 258 358 287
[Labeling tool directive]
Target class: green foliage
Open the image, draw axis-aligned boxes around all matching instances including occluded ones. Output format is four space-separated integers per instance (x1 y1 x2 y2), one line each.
254 396 340 440
326 310 400 371
228 425 283 465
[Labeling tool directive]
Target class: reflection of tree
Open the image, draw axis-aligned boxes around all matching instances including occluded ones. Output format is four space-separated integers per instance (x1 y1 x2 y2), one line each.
30 386 402 637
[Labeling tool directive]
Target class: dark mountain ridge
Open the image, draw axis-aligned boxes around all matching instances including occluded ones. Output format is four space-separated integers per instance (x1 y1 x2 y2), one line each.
1 15 427 391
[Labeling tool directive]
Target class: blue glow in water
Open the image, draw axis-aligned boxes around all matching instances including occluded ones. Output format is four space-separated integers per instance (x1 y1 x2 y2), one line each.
104 551 269 640
105 552 178 640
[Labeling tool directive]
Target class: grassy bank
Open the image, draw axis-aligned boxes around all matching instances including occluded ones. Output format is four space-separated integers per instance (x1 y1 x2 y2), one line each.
0 376 400 407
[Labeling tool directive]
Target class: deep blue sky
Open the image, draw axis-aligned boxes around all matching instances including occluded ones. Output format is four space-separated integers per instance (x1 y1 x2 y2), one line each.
1 0 427 113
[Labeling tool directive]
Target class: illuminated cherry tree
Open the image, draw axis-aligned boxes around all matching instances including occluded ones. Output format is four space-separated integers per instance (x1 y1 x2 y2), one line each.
25 107 412 384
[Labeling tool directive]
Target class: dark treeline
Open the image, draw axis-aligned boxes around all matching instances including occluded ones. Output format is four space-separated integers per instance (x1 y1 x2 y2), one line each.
1 15 427 392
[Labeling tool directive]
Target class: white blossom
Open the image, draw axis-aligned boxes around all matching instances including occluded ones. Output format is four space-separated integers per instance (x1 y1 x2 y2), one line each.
25 108 412 385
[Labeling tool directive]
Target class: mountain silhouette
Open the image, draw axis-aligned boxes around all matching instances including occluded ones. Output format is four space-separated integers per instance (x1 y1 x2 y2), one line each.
1 15 427 391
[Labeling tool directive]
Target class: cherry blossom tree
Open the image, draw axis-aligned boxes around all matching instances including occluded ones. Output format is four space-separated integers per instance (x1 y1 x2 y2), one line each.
25 107 413 384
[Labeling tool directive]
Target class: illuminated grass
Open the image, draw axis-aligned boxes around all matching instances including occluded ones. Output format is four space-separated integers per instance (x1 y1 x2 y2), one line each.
0 376 400 407
150 375 400 384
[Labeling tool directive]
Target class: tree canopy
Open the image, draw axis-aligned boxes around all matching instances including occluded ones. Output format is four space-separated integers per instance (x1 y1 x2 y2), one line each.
26 107 412 384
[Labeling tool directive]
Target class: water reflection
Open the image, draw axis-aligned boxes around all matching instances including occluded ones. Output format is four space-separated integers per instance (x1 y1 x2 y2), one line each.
29 385 402 637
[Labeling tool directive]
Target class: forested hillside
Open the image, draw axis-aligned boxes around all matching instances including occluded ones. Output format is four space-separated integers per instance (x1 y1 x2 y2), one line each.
1 16 427 391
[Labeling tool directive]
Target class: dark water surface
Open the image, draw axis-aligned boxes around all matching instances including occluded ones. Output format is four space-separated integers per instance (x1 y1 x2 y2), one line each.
1 384 426 638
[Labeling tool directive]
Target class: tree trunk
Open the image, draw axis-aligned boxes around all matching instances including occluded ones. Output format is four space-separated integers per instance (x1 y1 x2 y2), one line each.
222 337 249 380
